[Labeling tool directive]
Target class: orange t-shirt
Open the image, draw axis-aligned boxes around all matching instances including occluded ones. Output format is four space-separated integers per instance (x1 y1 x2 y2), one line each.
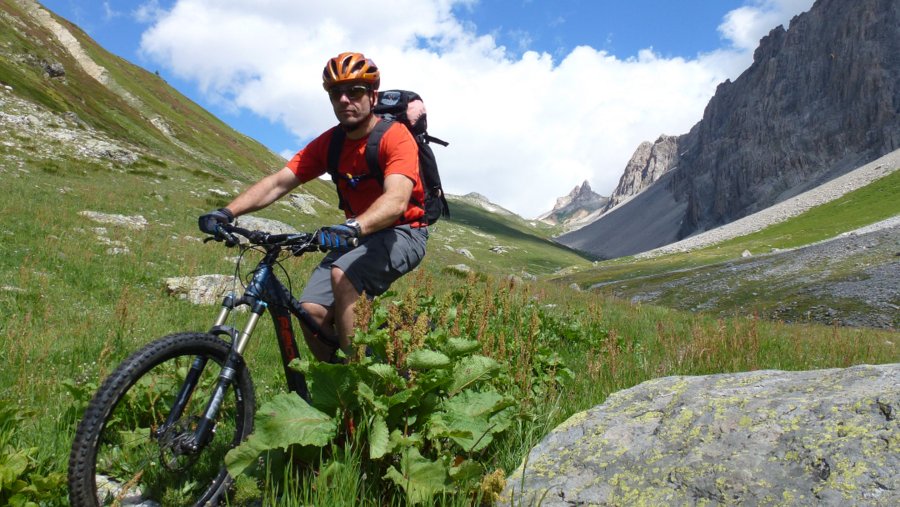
286 120 425 226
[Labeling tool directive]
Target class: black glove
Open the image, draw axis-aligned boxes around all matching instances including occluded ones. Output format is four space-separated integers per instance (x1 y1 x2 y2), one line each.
199 207 234 235
318 220 361 250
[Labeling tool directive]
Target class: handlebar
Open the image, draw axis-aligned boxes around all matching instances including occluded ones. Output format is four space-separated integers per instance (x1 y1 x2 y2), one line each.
208 223 358 252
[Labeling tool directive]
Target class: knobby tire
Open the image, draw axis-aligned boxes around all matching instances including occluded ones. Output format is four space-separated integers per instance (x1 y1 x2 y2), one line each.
68 332 255 507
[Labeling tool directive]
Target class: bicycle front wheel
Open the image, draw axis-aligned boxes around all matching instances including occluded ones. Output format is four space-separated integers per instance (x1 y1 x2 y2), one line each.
68 332 256 506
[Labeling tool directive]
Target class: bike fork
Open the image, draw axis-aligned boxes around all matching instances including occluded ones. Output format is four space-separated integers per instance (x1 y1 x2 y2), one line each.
162 294 267 452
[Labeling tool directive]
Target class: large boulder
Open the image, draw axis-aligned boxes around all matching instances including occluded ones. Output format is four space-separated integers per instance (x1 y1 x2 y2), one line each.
503 364 898 506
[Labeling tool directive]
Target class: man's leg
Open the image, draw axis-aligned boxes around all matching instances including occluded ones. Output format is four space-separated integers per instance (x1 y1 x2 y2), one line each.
331 266 361 357
298 301 338 362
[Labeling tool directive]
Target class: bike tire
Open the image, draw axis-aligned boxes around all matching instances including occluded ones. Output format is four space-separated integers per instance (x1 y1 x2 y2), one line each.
68 332 256 507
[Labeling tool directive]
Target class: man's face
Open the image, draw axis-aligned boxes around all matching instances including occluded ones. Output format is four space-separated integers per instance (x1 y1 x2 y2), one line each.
328 83 375 130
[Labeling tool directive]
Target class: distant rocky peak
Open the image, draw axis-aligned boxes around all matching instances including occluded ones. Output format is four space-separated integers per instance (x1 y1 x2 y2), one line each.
539 180 608 227
603 134 678 212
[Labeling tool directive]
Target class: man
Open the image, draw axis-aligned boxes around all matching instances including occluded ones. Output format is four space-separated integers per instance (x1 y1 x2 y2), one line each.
199 52 428 362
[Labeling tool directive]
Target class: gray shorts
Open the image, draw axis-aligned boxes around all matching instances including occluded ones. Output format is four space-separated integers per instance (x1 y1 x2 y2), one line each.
299 225 428 307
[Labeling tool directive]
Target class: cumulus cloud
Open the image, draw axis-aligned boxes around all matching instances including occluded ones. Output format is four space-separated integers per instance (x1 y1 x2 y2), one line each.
139 0 813 218
719 0 814 51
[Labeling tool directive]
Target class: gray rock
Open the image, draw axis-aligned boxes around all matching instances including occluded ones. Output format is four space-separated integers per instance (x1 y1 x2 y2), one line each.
455 248 475 260
234 215 298 235
79 211 148 230
164 274 238 305
42 60 65 78
286 192 327 215
503 364 899 506
444 264 471 276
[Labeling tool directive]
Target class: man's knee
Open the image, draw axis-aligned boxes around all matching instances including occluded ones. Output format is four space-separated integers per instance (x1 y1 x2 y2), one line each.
330 267 360 301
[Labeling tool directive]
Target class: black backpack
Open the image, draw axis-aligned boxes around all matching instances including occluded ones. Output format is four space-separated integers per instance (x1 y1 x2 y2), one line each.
326 89 450 225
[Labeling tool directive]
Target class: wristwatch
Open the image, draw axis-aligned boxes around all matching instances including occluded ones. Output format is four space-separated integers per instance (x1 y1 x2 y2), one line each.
344 219 362 236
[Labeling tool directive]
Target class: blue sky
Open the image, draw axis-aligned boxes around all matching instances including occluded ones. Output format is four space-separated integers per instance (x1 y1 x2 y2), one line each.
37 0 814 217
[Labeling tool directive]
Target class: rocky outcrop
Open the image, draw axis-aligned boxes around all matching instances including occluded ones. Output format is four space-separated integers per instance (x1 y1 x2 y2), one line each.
557 0 900 259
538 181 608 226
603 135 678 212
503 364 899 506
164 275 238 305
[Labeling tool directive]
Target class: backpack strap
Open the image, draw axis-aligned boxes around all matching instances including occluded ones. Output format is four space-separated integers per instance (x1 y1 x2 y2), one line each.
326 120 392 215
423 133 449 147
326 126 350 213
363 120 391 185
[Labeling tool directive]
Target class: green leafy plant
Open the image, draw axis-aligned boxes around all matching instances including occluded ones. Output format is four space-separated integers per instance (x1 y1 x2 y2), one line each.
0 401 66 507
225 288 538 504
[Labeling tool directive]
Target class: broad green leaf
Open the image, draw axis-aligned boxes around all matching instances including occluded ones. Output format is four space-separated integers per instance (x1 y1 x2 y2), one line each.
449 355 500 395
224 434 268 477
305 361 362 415
226 393 337 477
357 382 388 414
428 411 494 452
443 337 480 357
382 447 450 505
443 390 508 418
449 458 484 486
369 414 390 459
367 363 406 389
406 349 451 370
389 429 424 450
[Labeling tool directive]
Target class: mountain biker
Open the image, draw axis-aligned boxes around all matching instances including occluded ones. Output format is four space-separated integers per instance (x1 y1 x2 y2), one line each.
199 52 428 362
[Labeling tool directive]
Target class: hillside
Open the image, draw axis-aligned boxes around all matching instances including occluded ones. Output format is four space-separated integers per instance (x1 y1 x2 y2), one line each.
558 0 900 259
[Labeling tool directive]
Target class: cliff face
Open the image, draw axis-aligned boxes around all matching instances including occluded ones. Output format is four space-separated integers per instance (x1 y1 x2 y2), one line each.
558 0 900 258
604 135 679 212
674 0 900 236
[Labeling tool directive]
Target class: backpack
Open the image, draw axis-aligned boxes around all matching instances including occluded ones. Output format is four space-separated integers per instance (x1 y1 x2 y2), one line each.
326 89 450 225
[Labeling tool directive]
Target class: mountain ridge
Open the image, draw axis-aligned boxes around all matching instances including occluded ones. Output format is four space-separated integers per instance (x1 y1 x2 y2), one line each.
557 0 900 259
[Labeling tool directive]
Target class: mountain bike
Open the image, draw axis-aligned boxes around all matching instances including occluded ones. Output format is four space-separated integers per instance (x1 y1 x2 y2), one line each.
68 223 352 506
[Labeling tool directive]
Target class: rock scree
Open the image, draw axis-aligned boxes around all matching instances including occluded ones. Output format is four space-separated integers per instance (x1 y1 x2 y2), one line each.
502 364 899 506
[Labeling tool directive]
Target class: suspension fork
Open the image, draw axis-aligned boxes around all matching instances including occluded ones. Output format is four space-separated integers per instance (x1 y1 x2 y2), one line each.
157 292 239 437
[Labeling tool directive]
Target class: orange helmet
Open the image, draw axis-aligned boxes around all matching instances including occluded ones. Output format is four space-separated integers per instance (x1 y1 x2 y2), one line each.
322 52 380 90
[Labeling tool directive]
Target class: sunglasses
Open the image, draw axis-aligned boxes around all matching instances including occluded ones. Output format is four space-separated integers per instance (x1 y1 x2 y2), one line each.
327 84 371 101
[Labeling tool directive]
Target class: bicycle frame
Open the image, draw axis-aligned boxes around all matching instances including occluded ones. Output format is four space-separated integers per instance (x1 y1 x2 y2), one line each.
161 239 335 452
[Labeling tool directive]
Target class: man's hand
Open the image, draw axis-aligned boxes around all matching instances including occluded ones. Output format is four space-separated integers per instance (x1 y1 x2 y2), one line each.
198 208 234 235
318 220 361 250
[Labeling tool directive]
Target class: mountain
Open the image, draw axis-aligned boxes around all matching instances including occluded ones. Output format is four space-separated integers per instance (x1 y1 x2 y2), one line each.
537 181 608 227
557 0 900 259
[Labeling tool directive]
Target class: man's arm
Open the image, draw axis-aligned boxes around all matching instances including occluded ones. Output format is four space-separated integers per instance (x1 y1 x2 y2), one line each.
225 166 302 217
354 174 414 235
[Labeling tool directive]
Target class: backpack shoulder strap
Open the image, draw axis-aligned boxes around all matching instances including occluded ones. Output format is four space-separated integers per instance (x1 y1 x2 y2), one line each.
326 126 350 212
326 125 345 177
364 119 392 185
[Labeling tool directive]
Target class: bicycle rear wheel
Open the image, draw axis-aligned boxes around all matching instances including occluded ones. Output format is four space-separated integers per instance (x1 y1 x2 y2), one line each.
68 332 255 506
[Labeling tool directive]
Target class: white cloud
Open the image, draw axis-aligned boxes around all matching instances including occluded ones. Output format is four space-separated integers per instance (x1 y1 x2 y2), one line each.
139 0 813 218
718 0 815 51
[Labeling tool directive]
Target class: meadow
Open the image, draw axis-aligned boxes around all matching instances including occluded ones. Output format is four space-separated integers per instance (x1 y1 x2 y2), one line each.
1 159 897 505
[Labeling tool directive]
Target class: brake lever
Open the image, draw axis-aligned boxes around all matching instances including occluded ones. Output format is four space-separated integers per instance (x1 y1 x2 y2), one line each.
214 224 240 247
